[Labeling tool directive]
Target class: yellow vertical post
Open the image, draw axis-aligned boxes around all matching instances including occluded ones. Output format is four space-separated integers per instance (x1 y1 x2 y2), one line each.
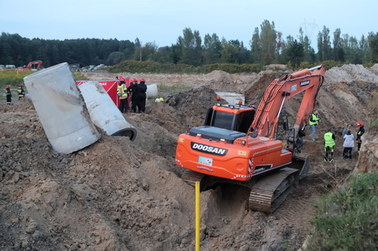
195 181 200 251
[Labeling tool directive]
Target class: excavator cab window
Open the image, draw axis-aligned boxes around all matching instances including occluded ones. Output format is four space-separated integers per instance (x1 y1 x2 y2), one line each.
235 110 255 133
212 111 234 130
205 107 255 133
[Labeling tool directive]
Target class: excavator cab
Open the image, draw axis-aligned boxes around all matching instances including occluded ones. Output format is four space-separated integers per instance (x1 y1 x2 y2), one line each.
187 104 255 145
204 104 255 133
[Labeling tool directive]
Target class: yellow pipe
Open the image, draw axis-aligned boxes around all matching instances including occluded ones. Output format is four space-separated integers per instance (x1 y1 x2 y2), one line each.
195 181 200 251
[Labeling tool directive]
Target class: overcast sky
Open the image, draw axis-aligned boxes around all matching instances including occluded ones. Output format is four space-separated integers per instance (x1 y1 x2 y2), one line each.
0 0 376 48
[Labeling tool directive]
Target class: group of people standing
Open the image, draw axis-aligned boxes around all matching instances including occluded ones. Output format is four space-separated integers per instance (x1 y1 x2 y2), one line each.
5 84 25 104
117 78 147 114
308 111 366 162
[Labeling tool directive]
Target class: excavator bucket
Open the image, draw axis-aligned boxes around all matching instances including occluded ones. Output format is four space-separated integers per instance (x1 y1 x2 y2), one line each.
292 153 310 180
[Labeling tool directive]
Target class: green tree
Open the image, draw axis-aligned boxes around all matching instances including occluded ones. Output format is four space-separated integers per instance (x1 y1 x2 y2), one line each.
298 28 315 63
368 32 378 62
342 35 363 64
275 31 285 63
250 27 261 63
106 51 125 65
317 26 332 61
177 28 202 66
237 41 250 64
133 38 142 61
119 40 135 60
220 39 249 64
360 35 371 62
283 38 304 68
148 46 172 63
170 44 181 64
333 28 345 61
259 20 277 65
0 33 137 67
203 33 222 64
142 42 158 61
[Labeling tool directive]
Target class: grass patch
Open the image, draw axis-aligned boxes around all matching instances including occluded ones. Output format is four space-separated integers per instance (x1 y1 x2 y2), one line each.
307 171 378 250
73 72 89 80
0 71 88 88
157 84 192 97
0 71 32 88
0 71 88 101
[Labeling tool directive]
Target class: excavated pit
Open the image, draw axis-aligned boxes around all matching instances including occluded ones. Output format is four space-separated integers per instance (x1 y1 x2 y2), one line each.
0 65 377 250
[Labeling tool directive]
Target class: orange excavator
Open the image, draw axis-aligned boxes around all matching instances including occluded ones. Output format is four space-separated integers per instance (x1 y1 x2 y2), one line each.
175 65 326 212
17 61 43 71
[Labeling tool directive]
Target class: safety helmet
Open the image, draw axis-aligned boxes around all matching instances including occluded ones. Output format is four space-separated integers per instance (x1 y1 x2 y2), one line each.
356 122 363 127
18 84 23 87
133 78 138 83
6 85 10 88
139 78 145 82
118 76 126 82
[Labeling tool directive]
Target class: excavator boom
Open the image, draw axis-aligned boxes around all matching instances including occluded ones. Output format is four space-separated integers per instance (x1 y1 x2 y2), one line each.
251 65 325 139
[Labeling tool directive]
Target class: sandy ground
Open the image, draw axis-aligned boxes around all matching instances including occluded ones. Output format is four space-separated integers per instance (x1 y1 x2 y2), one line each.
0 64 377 250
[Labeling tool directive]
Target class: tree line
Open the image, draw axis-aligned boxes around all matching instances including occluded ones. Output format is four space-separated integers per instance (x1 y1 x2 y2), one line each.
1 20 378 70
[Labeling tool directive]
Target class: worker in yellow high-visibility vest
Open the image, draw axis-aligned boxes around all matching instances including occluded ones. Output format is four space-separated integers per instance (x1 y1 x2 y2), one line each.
309 111 320 141
324 130 336 162
117 81 128 113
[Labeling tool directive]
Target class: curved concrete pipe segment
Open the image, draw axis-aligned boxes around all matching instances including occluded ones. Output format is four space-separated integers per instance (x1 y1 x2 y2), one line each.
23 62 101 154
146 83 158 98
78 81 137 141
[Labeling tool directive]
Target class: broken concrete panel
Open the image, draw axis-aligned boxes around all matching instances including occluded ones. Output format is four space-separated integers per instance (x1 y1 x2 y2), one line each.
23 62 100 154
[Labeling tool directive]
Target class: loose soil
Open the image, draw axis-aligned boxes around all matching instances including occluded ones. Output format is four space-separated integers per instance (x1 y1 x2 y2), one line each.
1 64 377 250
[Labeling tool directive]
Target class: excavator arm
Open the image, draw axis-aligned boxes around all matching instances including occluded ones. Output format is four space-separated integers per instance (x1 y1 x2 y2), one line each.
26 61 43 71
251 65 325 140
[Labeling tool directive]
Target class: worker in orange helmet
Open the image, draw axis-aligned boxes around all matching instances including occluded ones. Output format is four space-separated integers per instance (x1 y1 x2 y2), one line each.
136 78 147 113
5 85 12 104
17 84 25 100
355 122 365 151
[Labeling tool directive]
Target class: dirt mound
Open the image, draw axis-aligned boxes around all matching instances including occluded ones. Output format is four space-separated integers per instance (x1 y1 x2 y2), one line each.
164 86 219 129
370 63 378 74
206 70 234 84
1 65 377 250
354 129 378 173
326 64 378 83
244 70 281 105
